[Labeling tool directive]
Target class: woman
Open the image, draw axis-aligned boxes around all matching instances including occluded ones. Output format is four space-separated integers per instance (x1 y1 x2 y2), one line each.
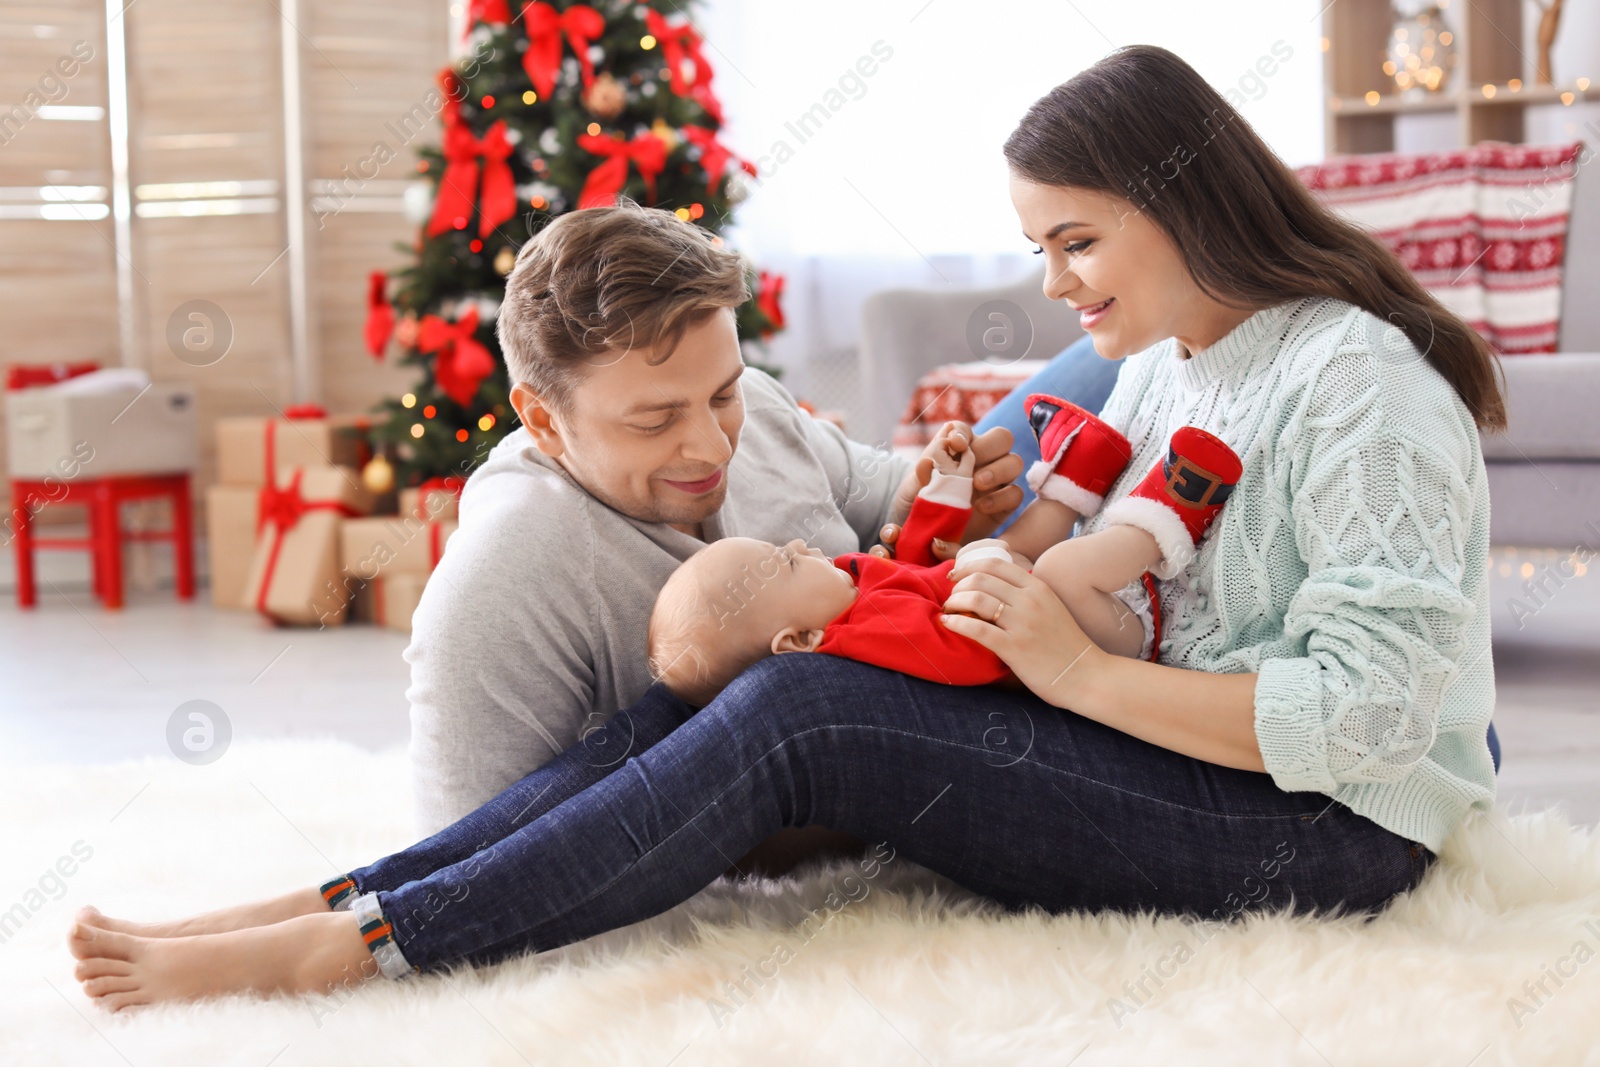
70 45 1503 1009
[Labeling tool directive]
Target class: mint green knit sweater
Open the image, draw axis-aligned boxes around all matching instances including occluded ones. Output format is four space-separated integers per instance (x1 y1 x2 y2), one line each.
1081 296 1497 851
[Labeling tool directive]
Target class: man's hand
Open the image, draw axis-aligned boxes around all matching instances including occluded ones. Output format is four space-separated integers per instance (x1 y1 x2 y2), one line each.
880 422 1024 560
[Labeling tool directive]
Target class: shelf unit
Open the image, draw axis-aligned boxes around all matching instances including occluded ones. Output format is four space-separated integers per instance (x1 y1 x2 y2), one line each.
1322 0 1598 154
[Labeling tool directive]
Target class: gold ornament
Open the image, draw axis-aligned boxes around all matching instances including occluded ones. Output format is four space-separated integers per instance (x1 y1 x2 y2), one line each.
361 453 396 495
651 118 678 152
495 246 516 275
582 72 626 121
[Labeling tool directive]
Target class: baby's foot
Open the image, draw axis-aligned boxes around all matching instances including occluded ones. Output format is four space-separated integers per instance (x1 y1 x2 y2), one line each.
1102 426 1242 577
1023 394 1132 514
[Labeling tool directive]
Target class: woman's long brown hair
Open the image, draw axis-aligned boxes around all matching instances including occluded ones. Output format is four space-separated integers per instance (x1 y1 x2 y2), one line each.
1003 45 1507 431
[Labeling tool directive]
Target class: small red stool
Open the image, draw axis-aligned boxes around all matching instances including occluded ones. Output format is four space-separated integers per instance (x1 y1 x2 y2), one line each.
9 473 196 610
6 362 195 610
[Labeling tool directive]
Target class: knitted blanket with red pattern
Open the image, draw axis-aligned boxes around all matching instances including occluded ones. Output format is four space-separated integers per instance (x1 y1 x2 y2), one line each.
1296 141 1582 355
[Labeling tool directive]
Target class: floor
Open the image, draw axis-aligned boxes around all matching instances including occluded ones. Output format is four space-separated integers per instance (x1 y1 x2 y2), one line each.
2 541 1596 824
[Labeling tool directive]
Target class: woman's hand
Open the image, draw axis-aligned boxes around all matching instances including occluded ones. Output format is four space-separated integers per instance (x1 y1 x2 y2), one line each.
938 556 1108 707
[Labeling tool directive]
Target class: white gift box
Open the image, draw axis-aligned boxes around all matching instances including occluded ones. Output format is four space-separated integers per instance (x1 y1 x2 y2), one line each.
5 375 199 479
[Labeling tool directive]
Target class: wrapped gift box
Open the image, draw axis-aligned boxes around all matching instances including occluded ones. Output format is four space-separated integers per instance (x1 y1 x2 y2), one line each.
398 481 461 522
205 485 259 609
215 413 366 486
372 572 429 633
5 380 198 478
243 466 375 626
340 515 458 583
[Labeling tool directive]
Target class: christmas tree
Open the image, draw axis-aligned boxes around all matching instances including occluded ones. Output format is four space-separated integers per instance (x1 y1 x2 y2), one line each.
363 0 787 487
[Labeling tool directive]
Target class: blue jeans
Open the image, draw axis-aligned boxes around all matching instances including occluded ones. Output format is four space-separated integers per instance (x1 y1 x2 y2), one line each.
345 656 1433 975
975 335 1122 535
973 336 1503 773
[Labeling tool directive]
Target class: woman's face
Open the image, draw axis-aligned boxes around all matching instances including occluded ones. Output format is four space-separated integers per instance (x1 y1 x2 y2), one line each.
1009 176 1234 359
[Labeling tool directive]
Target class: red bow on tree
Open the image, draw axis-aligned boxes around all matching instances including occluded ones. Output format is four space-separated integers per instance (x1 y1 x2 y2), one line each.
364 271 394 358
426 117 517 239
756 271 786 338
681 125 757 198
417 306 497 407
463 0 511 40
576 131 668 210
521 1 604 100
644 9 723 123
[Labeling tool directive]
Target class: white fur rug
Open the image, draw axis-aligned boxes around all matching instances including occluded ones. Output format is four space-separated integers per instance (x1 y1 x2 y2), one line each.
3 740 1597 1066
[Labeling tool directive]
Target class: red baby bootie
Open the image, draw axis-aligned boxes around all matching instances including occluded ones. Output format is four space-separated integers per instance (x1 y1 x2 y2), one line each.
1102 426 1243 578
1023 393 1134 515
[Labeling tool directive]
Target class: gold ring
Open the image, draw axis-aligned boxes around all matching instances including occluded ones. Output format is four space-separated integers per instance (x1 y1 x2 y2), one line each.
992 602 1005 625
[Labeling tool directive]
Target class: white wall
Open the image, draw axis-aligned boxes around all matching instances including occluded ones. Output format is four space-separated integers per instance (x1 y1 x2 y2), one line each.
699 0 1327 260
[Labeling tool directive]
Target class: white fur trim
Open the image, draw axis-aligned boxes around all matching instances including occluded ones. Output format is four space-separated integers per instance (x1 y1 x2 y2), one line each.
1102 496 1196 580
1023 423 1082 493
1031 471 1105 517
919 471 973 508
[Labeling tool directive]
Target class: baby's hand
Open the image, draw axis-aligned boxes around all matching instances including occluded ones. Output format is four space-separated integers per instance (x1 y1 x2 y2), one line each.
927 421 977 478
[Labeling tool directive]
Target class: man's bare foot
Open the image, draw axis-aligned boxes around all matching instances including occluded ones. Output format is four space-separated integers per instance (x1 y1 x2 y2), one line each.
74 886 328 939
69 910 376 1011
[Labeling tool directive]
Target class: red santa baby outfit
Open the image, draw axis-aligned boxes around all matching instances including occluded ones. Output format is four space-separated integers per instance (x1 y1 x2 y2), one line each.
815 470 1012 686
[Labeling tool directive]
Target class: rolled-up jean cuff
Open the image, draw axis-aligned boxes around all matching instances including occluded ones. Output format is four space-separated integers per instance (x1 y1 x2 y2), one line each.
318 875 359 912
350 891 417 981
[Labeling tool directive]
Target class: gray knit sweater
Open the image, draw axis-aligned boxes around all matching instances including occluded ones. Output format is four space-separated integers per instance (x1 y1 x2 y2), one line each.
405 367 910 834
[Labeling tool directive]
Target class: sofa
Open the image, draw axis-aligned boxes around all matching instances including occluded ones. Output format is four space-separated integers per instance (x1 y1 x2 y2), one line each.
860 156 1600 550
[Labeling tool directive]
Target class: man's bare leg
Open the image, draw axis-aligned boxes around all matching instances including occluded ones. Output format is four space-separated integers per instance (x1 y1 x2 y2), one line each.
75 886 329 939
69 909 373 1011
1030 524 1163 659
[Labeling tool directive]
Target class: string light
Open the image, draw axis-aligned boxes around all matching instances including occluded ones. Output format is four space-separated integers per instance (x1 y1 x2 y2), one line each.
410 423 424 438
423 404 437 418
689 203 704 219
477 413 496 431
587 122 601 135
523 90 537 104
455 429 470 442
640 34 656 49
469 239 483 252
481 95 495 107
401 393 416 408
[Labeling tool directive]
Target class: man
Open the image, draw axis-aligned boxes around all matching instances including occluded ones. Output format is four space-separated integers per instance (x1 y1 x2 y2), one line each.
406 202 1025 870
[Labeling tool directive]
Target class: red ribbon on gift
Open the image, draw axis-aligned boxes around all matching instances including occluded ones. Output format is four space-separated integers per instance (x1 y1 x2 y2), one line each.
521 1 604 100
576 131 667 210
417 306 496 406
463 0 511 39
681 125 756 198
364 271 394 358
756 270 786 338
426 118 517 239
253 469 362 619
644 10 723 123
412 475 466 521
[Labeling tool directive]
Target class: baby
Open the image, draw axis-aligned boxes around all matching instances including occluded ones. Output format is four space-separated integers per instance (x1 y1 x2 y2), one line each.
648 408 1242 706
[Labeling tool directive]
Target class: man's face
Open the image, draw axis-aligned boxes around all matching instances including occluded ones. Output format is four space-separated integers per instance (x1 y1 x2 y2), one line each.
528 309 747 527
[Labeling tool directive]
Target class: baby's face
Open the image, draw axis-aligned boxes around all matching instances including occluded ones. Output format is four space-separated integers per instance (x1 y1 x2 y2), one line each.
699 536 858 643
